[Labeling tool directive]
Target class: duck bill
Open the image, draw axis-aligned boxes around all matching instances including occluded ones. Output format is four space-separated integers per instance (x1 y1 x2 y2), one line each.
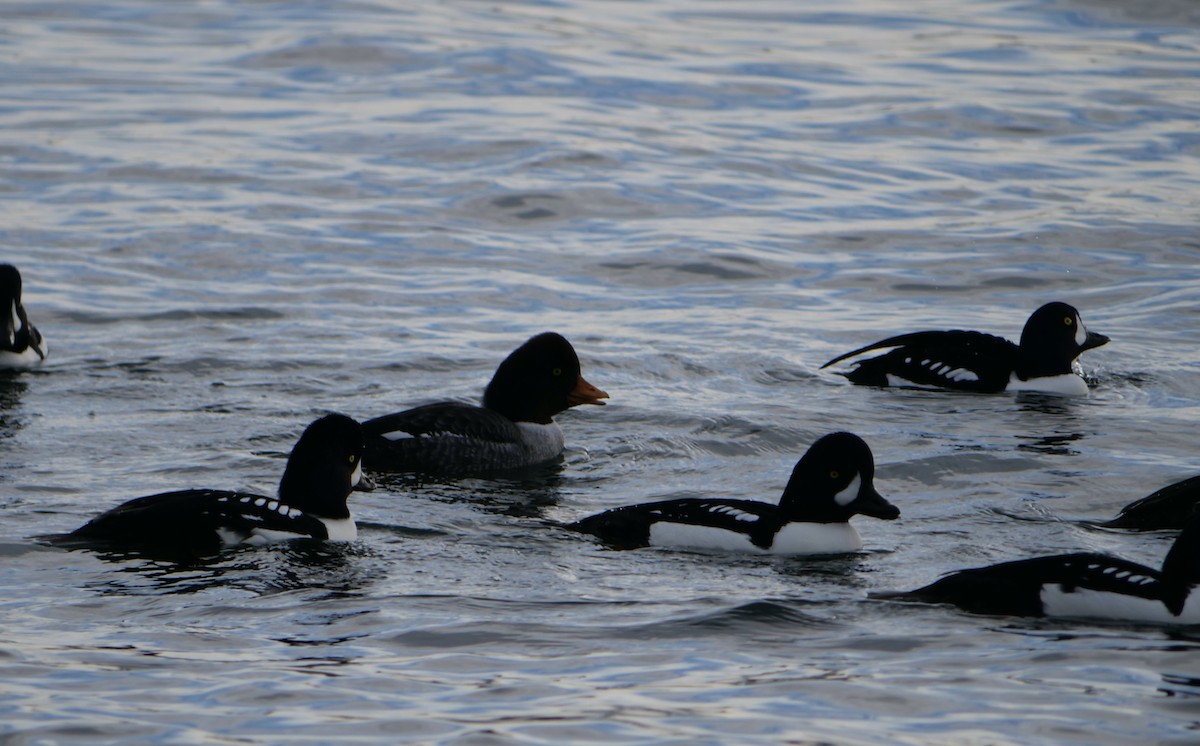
352 462 376 492
567 375 609 407
1081 330 1109 352
854 487 900 520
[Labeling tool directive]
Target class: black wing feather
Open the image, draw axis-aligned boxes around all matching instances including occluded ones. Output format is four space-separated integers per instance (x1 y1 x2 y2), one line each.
570 498 783 549
823 330 1017 392
363 402 522 443
1103 475 1200 530
879 553 1165 617
48 489 328 558
362 401 533 474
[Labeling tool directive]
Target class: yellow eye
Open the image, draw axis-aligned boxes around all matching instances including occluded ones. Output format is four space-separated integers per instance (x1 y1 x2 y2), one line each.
829 470 839 479
1064 317 1073 326
348 454 357 464
552 367 563 376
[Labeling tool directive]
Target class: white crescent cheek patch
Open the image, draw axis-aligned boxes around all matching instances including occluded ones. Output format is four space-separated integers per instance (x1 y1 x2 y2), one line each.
1075 317 1087 346
833 473 861 507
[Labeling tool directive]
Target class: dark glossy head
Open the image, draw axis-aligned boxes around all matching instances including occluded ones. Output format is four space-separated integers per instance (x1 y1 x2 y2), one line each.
0 264 45 362
779 432 900 522
0 265 23 302
483 332 609 424
277 414 369 519
1018 302 1108 376
0 265 21 348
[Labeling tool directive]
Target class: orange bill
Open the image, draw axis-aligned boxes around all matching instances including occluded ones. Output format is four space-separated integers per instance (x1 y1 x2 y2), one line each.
567 375 609 406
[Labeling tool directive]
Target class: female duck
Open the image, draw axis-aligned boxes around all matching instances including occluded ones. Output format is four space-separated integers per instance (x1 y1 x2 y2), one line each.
363 332 608 475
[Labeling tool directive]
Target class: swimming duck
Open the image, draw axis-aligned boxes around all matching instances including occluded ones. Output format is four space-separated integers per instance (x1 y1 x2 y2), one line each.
363 332 608 475
568 432 899 555
44 414 370 559
821 302 1108 394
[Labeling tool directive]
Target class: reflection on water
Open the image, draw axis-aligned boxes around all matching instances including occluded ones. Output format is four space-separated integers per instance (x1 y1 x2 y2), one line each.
73 541 375 597
0 375 28 442
376 462 568 518
1159 672 1200 698
3 0 1200 743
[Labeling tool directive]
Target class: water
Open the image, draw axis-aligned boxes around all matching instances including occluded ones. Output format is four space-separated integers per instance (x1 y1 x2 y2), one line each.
2 0 1200 742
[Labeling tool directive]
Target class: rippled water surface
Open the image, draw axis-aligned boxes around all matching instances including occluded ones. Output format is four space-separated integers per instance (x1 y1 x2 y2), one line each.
3 0 1200 743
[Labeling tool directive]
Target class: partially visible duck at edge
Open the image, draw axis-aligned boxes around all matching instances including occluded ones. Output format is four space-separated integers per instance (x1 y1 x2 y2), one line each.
568 432 900 555
0 264 47 370
43 414 371 560
821 301 1109 395
1102 474 1200 531
362 332 609 475
874 513 1200 625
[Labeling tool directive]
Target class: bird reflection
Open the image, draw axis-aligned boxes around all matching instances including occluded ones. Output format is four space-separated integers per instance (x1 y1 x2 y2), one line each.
1160 672 1200 698
374 459 566 519
0 373 28 440
1015 431 1087 456
1012 392 1091 455
78 540 374 597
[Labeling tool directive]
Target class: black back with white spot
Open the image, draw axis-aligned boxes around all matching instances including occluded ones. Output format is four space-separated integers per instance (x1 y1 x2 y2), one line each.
54 488 331 558
362 401 529 474
569 498 785 549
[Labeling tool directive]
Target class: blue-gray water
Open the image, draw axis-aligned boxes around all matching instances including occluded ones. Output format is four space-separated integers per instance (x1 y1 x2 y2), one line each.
3 0 1200 743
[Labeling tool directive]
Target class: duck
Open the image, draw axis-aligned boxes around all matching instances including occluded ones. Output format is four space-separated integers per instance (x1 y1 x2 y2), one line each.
820 302 1108 395
1101 474 1200 531
874 514 1200 624
43 414 371 559
0 264 47 369
567 432 900 555
362 332 608 475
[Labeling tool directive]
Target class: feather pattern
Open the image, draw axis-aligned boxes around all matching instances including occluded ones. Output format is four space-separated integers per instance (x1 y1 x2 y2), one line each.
363 332 607 475
876 514 1200 623
821 302 1108 394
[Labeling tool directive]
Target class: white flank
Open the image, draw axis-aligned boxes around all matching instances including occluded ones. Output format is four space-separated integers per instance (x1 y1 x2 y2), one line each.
1007 372 1089 396
217 527 250 547
1040 585 1200 625
243 528 311 545
833 473 861 507
648 521 862 556
885 374 942 390
770 522 863 555
318 516 358 541
517 421 565 463
217 516 357 546
0 347 45 370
